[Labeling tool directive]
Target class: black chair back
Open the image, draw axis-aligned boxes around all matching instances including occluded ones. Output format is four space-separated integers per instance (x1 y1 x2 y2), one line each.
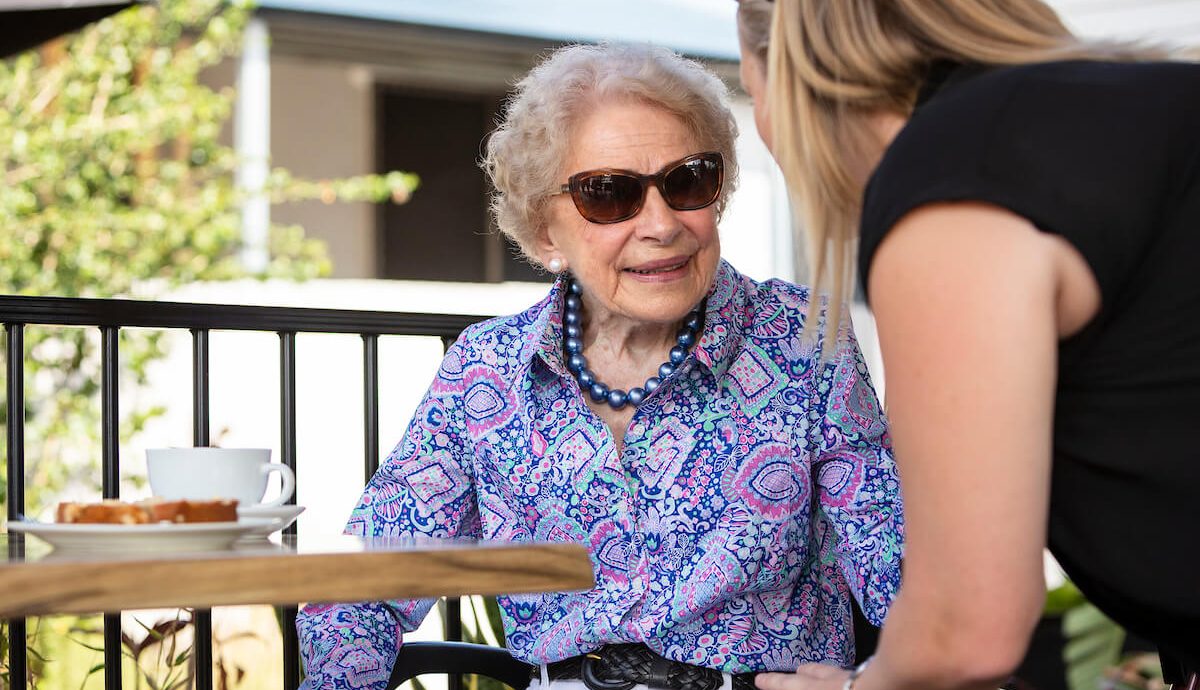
389 641 533 690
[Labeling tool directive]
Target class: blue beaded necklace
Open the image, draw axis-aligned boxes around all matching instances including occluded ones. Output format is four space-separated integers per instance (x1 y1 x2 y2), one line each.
562 277 703 410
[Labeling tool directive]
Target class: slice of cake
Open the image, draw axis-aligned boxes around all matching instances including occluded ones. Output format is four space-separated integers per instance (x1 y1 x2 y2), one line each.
169 498 239 523
56 498 240 524
140 497 187 523
56 499 152 525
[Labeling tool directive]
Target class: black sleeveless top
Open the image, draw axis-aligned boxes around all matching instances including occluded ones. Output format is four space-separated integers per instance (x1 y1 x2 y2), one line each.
859 60 1200 668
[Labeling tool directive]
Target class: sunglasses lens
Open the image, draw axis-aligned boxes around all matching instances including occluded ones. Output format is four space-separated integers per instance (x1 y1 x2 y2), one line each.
566 153 722 224
574 173 644 223
662 155 722 210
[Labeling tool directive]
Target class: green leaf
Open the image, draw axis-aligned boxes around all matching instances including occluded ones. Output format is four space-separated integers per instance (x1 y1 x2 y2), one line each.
67 636 109 653
1063 603 1125 690
483 596 506 648
1044 580 1087 616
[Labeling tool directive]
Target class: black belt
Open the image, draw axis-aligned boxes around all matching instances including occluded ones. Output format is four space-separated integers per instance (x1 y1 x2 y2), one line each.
540 644 758 690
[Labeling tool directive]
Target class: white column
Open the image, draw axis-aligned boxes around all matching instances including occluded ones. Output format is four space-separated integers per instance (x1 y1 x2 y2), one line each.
235 17 271 273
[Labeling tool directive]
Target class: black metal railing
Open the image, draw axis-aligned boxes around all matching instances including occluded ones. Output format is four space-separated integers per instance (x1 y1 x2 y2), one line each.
1 294 485 690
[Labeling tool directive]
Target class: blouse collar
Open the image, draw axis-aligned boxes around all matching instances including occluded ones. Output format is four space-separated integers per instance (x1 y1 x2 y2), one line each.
528 259 747 381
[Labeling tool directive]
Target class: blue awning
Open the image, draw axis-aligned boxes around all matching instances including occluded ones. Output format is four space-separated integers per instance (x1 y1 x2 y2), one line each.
255 0 741 62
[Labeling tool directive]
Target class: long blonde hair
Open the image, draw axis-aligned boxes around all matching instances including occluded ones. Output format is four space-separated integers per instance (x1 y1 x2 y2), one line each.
758 0 1152 342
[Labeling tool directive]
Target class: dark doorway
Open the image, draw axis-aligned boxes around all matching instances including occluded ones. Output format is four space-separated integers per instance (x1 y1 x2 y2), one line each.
377 86 547 283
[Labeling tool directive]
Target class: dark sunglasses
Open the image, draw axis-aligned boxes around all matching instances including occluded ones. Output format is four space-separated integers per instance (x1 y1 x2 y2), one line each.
558 151 725 224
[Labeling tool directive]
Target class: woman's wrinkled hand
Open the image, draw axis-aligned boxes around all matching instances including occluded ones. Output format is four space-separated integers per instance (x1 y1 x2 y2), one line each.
756 664 852 690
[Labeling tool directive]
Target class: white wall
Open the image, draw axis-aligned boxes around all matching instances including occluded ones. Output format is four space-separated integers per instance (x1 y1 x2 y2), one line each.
1048 0 1200 46
721 100 794 283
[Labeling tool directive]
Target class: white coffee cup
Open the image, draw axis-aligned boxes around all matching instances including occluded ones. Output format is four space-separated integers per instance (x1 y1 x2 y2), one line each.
146 447 296 507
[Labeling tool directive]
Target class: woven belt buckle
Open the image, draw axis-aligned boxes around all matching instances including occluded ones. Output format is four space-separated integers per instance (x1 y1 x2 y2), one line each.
581 653 638 690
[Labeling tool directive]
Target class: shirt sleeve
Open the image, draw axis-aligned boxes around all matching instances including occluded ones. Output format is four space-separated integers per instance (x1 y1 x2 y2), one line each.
297 338 483 688
809 315 904 626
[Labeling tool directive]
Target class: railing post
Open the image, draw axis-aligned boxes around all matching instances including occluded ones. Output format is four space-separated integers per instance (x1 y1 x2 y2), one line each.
6 324 27 690
438 335 464 690
100 326 123 690
363 334 380 482
6 325 25 521
192 328 214 690
279 332 300 690
280 332 297 512
192 328 211 447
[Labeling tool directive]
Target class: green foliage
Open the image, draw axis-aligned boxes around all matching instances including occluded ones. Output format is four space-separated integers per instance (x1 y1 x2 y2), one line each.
0 0 417 518
121 613 194 690
0 619 51 689
0 1 417 685
1044 579 1088 617
1064 601 1126 690
53 610 259 690
1049 580 1166 690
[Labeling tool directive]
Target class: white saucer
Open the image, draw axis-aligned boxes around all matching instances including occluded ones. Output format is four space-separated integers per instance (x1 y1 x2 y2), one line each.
236 504 304 537
236 504 305 520
8 518 277 553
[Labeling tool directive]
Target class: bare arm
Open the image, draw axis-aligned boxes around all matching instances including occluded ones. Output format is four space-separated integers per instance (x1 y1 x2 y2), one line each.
858 203 1057 689
761 202 1097 690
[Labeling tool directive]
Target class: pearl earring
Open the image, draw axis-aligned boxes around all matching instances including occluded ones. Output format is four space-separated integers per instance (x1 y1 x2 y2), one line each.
548 258 564 273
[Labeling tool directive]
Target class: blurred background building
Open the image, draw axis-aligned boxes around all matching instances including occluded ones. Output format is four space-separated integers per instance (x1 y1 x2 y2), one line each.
147 0 1200 544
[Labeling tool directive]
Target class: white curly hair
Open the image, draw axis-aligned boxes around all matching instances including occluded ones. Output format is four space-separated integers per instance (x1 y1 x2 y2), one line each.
482 42 740 266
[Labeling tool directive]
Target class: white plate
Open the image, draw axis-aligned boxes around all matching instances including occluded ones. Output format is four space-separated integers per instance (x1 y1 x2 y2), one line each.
7 518 277 553
236 505 304 538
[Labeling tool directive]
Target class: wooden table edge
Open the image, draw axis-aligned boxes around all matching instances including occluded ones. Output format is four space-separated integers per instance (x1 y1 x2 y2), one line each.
0 542 595 618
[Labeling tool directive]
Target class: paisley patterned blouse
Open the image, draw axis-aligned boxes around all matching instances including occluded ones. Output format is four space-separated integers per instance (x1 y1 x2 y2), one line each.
297 261 903 689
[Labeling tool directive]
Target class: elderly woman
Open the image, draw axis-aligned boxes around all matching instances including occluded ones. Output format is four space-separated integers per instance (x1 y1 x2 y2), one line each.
297 42 902 690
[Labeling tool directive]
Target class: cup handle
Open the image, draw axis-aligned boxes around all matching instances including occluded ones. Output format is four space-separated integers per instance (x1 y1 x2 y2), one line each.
257 463 296 508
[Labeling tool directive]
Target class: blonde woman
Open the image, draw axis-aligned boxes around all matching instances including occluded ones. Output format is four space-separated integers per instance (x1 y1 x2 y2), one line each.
736 1 1200 689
